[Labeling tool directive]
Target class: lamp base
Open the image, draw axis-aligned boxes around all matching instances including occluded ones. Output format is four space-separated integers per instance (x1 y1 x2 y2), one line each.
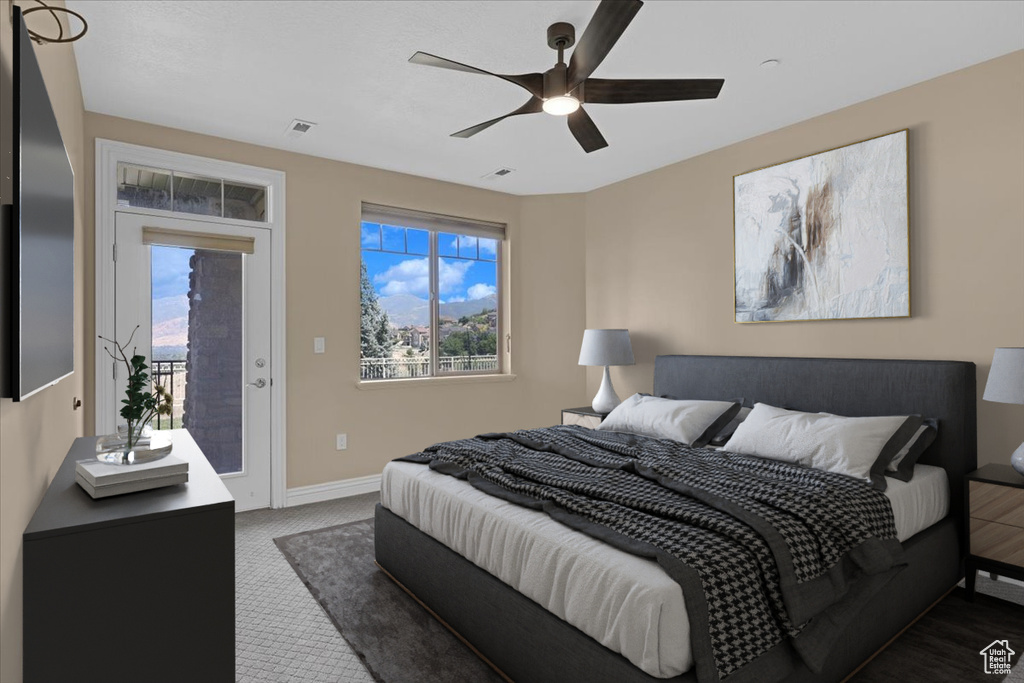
591 366 621 414
1011 442 1024 477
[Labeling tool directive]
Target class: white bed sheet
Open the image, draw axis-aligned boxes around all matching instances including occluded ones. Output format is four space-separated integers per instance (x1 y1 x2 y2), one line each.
380 460 950 679
887 463 949 543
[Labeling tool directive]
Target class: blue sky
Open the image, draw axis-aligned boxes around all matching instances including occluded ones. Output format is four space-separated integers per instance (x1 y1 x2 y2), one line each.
151 246 194 329
361 222 497 303
152 246 194 300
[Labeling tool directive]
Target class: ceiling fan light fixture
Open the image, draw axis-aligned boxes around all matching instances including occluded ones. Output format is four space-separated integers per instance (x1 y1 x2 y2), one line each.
543 95 580 116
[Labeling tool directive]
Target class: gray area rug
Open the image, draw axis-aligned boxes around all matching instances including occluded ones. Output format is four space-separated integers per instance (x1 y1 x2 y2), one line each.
278 517 1024 683
274 518 505 683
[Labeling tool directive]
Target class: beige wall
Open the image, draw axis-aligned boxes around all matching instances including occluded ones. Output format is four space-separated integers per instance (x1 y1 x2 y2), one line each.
585 51 1024 467
0 2 87 680
83 113 588 488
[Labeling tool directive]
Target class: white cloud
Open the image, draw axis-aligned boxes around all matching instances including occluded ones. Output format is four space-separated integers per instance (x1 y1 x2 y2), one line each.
375 257 472 297
361 224 380 247
479 238 497 256
442 296 466 304
467 283 496 300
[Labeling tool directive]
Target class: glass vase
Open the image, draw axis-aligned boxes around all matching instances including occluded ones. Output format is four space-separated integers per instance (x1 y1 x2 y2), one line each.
96 423 172 465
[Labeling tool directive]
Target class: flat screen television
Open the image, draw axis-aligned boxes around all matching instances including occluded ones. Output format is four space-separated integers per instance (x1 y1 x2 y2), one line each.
4 7 75 401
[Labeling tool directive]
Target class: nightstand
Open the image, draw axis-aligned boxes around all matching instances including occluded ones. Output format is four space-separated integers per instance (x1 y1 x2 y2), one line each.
964 464 1024 599
562 406 607 429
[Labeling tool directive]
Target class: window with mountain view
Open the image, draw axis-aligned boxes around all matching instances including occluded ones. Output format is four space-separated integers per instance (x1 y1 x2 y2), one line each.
360 203 504 380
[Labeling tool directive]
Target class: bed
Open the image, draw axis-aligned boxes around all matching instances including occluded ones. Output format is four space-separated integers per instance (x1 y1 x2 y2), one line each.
374 355 977 683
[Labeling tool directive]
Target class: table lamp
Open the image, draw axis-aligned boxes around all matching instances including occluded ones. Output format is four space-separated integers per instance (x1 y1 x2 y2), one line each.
983 347 1024 475
579 329 635 414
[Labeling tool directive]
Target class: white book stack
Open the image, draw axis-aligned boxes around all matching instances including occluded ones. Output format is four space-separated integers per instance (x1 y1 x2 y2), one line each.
76 455 189 499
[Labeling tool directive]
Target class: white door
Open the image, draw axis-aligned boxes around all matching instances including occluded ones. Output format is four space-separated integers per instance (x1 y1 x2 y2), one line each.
113 212 272 510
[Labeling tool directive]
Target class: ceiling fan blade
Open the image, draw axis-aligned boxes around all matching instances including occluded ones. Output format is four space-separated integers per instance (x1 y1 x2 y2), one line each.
584 78 725 104
410 51 543 97
567 0 643 89
451 97 544 138
567 107 608 153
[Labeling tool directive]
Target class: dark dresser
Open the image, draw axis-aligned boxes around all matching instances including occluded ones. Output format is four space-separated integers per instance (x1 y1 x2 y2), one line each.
23 429 234 682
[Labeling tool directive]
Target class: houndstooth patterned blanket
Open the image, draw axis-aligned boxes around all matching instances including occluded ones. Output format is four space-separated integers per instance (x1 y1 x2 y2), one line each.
399 425 906 683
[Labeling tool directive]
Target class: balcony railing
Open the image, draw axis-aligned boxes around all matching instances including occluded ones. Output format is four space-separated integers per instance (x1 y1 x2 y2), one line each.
151 359 187 430
360 355 498 380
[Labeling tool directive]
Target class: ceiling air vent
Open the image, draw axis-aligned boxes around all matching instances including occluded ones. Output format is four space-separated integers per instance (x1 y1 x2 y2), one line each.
285 119 317 139
481 167 515 181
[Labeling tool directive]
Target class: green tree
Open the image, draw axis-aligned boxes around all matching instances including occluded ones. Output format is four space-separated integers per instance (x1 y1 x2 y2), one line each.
477 331 497 354
440 331 470 357
440 330 497 357
360 262 396 359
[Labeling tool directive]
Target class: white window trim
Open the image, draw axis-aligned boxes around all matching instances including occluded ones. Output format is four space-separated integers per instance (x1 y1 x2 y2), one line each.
94 138 288 508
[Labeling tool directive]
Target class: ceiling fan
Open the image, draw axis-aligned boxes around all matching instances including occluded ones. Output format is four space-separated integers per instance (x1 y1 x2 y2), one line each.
409 0 724 153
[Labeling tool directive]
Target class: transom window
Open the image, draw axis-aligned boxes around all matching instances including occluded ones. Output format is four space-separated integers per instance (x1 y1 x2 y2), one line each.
360 203 505 381
116 162 267 222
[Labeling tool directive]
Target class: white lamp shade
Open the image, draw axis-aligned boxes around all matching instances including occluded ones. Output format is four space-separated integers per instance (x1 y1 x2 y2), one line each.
578 329 634 367
984 347 1024 405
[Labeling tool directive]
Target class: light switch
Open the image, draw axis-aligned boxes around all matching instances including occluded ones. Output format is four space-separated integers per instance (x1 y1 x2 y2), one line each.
314 337 325 354
336 433 347 450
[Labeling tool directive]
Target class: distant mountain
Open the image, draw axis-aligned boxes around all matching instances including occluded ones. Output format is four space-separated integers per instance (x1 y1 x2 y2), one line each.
439 295 497 321
153 345 188 361
152 316 188 347
379 293 497 328
379 294 429 327
152 295 189 347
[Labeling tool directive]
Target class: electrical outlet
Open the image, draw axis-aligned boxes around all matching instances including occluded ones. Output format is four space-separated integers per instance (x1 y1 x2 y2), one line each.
336 433 347 450
314 337 325 354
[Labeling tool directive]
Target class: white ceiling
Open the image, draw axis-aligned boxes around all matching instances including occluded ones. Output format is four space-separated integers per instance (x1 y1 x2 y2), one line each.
65 0 1023 195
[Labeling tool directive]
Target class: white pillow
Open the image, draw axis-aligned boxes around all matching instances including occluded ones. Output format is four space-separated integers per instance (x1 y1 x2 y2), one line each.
722 403 921 490
597 394 740 447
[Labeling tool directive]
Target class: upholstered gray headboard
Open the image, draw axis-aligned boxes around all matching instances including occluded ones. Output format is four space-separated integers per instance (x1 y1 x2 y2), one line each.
654 355 977 541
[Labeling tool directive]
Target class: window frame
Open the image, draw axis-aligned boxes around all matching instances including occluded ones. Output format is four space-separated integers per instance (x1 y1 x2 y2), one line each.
360 203 506 382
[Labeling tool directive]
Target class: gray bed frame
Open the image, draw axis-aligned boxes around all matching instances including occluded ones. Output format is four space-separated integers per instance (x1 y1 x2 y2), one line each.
375 355 977 683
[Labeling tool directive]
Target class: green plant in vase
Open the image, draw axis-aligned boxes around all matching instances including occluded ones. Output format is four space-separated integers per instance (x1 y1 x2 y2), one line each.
99 326 172 450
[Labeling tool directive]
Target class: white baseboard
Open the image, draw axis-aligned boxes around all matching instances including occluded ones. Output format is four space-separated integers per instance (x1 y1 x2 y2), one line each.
286 474 381 507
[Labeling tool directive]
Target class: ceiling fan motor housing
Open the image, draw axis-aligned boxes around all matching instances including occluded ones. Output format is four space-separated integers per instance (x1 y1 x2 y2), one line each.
544 22 578 101
547 22 576 50
544 64 570 100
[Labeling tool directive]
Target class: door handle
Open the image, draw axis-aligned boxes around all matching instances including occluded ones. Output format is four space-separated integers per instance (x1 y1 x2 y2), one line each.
247 378 267 389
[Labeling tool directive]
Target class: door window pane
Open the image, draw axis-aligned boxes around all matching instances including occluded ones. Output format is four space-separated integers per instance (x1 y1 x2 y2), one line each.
151 245 243 474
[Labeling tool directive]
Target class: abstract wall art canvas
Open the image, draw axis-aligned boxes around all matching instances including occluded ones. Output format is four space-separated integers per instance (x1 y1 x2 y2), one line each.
733 130 909 323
